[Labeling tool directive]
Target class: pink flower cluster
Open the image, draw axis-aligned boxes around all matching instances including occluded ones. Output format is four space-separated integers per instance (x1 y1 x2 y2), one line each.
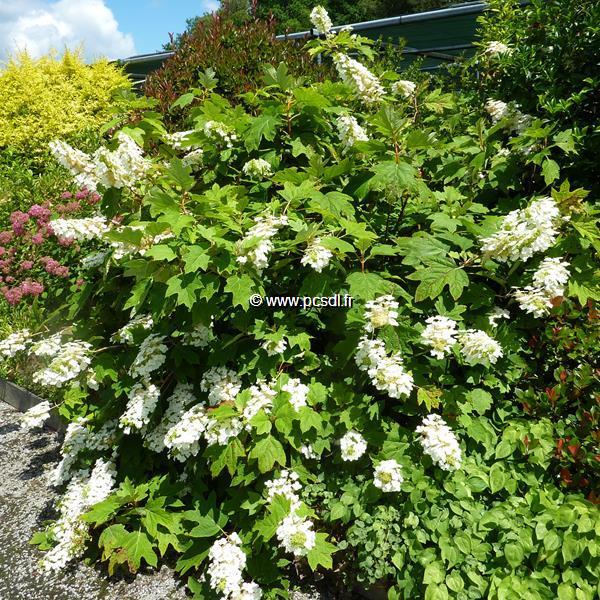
0 187 100 306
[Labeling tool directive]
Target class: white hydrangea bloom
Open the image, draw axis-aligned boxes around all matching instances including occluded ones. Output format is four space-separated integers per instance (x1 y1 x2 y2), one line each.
265 470 302 510
112 314 154 344
339 430 367 461
205 535 261 599
0 329 31 357
488 307 510 327
145 383 196 453
200 366 242 406
336 115 369 151
203 121 238 148
355 336 387 372
164 130 195 149
281 377 309 411
276 513 316 557
203 415 243 446
485 99 530 133
49 140 99 190
183 323 213 348
458 329 503 366
30 332 63 357
119 382 161 434
333 53 384 105
80 250 109 270
182 148 204 166
310 5 333 35
392 79 416 98
235 214 288 272
21 401 52 429
532 257 570 297
86 371 99 391
514 286 554 318
368 354 414 399
41 458 116 571
32 341 92 387
364 295 399 332
480 197 562 263
421 316 458 359
128 334 168 379
300 444 319 460
373 459 403 492
301 238 333 272
416 414 462 471
242 158 273 179
243 380 277 423
164 403 208 461
261 338 287 356
50 216 108 241
484 41 512 56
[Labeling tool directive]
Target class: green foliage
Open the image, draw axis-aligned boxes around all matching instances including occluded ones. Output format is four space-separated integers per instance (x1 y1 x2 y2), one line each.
0 50 131 155
14 10 600 599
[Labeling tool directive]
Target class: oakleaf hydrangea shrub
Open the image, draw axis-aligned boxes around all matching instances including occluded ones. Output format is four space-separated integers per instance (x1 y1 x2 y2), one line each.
9 7 600 599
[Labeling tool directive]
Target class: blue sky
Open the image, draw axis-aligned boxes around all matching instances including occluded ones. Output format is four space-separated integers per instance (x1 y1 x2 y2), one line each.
0 0 219 62
107 0 218 56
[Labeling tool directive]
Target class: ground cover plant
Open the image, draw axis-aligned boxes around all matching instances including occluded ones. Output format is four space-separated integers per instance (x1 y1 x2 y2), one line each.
2 4 599 600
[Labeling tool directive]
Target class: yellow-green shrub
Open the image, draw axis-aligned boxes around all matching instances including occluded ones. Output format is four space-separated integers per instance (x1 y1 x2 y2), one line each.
0 50 131 153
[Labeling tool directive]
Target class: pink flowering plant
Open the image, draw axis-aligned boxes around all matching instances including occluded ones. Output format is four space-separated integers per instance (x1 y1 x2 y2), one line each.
4 6 599 600
0 188 103 306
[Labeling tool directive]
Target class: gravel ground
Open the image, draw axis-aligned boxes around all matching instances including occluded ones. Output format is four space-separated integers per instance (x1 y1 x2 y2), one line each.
0 401 331 600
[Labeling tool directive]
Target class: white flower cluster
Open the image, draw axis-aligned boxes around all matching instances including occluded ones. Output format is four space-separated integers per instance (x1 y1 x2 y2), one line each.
480 197 563 263
200 366 242 406
340 430 367 461
488 307 510 327
49 418 117 486
204 415 243 447
373 459 403 493
164 130 195 150
281 377 309 411
30 332 63 357
364 295 399 332
458 329 503 366
80 250 109 270
20 400 52 430
41 458 116 571
484 41 512 56
310 5 333 35
261 338 287 356
236 214 288 272
206 533 261 599
112 314 154 344
265 470 302 510
243 380 277 423
421 316 458 359
515 257 570 317
182 148 204 167
336 115 369 151
183 323 213 348
300 444 319 459
276 513 316 557
50 216 108 241
50 133 151 191
392 79 416 98
333 53 384 105
485 99 531 134
0 328 31 357
242 158 273 179
128 334 168 379
32 341 92 387
301 238 333 272
119 382 161 434
164 404 208 461
355 336 414 399
204 121 238 148
416 414 462 471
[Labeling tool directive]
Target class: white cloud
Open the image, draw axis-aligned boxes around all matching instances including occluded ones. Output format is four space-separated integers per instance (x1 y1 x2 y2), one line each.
0 0 135 62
